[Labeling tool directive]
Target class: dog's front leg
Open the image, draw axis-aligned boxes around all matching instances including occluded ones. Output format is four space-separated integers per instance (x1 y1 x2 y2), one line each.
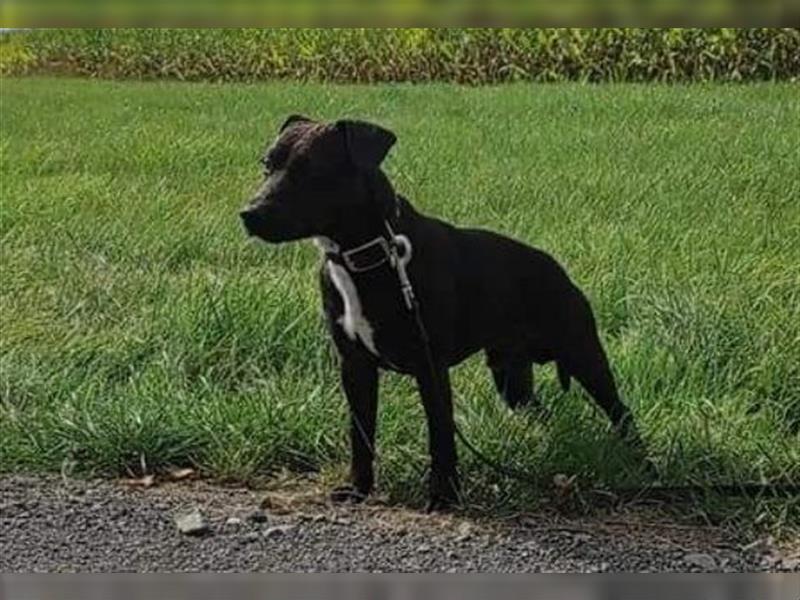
330 357 378 504
416 365 459 511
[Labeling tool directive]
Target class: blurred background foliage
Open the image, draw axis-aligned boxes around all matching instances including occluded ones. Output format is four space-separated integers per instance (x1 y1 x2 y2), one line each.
2 28 798 83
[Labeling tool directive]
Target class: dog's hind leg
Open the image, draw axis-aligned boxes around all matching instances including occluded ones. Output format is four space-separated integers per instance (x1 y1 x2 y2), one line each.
561 331 645 451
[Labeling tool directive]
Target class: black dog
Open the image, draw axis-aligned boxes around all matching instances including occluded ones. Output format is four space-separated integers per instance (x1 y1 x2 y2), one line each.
241 116 647 510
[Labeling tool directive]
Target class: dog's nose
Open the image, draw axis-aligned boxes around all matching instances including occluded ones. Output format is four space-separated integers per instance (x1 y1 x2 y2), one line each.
240 209 260 234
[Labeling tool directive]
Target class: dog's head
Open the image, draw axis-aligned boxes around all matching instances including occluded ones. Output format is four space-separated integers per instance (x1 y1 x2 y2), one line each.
240 115 396 243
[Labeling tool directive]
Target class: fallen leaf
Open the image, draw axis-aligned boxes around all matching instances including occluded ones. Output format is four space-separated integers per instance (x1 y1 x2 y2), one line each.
261 492 295 514
261 490 325 514
553 473 578 501
553 473 577 490
121 474 155 488
169 468 195 481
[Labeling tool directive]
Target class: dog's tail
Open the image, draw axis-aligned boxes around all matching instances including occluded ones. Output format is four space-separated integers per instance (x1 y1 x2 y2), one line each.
556 361 571 392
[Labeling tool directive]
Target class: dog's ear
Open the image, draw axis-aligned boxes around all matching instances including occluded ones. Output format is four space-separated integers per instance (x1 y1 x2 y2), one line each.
336 120 396 169
280 114 311 132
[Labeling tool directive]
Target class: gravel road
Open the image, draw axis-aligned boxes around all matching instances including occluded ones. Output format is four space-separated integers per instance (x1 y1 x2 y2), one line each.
1 475 796 573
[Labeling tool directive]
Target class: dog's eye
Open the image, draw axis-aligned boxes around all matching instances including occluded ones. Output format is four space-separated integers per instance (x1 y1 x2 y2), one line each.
260 157 274 175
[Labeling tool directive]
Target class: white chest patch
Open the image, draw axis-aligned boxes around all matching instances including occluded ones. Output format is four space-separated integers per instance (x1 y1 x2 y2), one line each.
326 260 378 356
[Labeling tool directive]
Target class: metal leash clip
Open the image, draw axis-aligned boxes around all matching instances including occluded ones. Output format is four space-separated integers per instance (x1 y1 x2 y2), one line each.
384 221 415 310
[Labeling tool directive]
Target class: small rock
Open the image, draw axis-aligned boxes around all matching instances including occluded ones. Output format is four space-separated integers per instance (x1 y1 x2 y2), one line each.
760 552 782 568
447 550 459 560
263 525 294 538
683 553 717 571
585 561 610 573
417 544 431 554
174 510 209 536
780 557 800 571
225 517 243 527
247 510 269 524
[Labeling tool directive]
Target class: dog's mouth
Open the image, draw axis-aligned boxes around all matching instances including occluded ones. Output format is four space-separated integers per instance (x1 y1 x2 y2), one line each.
240 209 263 236
240 208 309 243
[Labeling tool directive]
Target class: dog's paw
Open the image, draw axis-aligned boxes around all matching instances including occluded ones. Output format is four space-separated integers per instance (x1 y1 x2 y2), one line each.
426 475 460 513
425 495 456 513
329 485 368 504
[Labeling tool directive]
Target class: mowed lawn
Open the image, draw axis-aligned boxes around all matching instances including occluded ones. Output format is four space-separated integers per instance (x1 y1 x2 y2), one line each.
1 79 799 518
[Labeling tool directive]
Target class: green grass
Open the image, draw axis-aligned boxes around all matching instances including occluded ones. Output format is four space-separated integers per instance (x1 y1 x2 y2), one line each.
1 78 799 529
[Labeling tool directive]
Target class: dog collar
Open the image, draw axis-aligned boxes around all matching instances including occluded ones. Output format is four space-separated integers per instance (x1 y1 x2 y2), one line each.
338 236 392 272
322 222 412 275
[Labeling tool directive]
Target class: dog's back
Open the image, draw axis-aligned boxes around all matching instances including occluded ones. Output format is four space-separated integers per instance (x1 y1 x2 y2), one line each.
409 211 584 362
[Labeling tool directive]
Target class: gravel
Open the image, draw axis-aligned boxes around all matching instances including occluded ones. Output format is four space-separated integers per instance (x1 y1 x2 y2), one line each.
1 475 796 573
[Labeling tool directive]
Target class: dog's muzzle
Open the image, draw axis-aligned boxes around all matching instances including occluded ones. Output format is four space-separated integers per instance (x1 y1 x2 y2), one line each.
240 206 309 243
240 208 262 236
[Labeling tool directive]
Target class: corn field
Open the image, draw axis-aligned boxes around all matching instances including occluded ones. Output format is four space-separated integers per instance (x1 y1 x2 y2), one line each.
2 28 798 83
